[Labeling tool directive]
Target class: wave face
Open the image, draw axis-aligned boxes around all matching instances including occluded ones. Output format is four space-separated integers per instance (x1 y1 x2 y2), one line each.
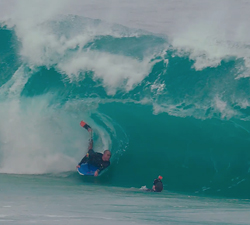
1 13 250 198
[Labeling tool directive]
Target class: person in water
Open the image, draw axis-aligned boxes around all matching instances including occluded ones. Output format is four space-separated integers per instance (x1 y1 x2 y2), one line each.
77 121 111 176
146 176 163 192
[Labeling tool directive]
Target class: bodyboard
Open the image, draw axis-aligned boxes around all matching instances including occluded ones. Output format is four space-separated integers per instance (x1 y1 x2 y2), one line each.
77 163 98 176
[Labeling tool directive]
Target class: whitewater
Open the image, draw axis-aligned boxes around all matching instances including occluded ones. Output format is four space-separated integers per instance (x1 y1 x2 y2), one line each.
1 0 250 224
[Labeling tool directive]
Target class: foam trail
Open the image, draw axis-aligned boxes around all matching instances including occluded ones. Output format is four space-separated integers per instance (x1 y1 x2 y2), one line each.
0 66 31 99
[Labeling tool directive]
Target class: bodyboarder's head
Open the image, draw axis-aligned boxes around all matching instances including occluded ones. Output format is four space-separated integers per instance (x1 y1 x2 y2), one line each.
102 150 111 161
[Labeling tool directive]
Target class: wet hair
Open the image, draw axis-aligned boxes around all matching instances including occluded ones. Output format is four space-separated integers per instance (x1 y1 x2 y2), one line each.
155 181 163 192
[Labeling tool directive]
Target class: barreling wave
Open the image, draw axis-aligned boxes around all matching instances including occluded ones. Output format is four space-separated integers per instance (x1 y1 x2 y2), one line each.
1 15 250 198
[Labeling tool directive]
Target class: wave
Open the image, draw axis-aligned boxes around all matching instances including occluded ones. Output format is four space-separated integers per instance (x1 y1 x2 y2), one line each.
1 15 250 198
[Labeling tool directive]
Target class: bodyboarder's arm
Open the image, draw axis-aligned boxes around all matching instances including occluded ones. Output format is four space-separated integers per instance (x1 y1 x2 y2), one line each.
95 161 110 175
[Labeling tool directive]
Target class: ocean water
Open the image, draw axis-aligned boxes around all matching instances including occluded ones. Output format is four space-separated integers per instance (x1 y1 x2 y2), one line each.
1 0 250 224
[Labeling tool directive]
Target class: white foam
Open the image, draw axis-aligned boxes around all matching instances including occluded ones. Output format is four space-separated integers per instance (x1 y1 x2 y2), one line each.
1 0 163 95
0 95 89 174
1 0 249 89
0 0 69 29
0 0 250 124
0 66 31 99
213 95 237 119
62 0 250 70
152 96 240 120
57 51 154 95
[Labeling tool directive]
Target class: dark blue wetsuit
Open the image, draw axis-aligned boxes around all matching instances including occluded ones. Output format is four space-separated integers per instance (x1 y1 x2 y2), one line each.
146 178 163 192
78 149 110 173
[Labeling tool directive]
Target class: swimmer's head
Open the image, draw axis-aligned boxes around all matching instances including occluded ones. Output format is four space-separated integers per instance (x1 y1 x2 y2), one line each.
158 175 163 180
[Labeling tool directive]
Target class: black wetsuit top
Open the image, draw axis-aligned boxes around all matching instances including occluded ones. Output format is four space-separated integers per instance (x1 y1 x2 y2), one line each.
153 179 162 186
145 178 163 192
79 149 110 173
153 178 163 192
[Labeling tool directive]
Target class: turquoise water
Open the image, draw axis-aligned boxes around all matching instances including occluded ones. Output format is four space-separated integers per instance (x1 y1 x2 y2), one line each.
1 1 250 224
1 174 250 225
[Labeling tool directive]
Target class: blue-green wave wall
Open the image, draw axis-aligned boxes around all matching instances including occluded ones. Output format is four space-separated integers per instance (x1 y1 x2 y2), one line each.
1 16 250 198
